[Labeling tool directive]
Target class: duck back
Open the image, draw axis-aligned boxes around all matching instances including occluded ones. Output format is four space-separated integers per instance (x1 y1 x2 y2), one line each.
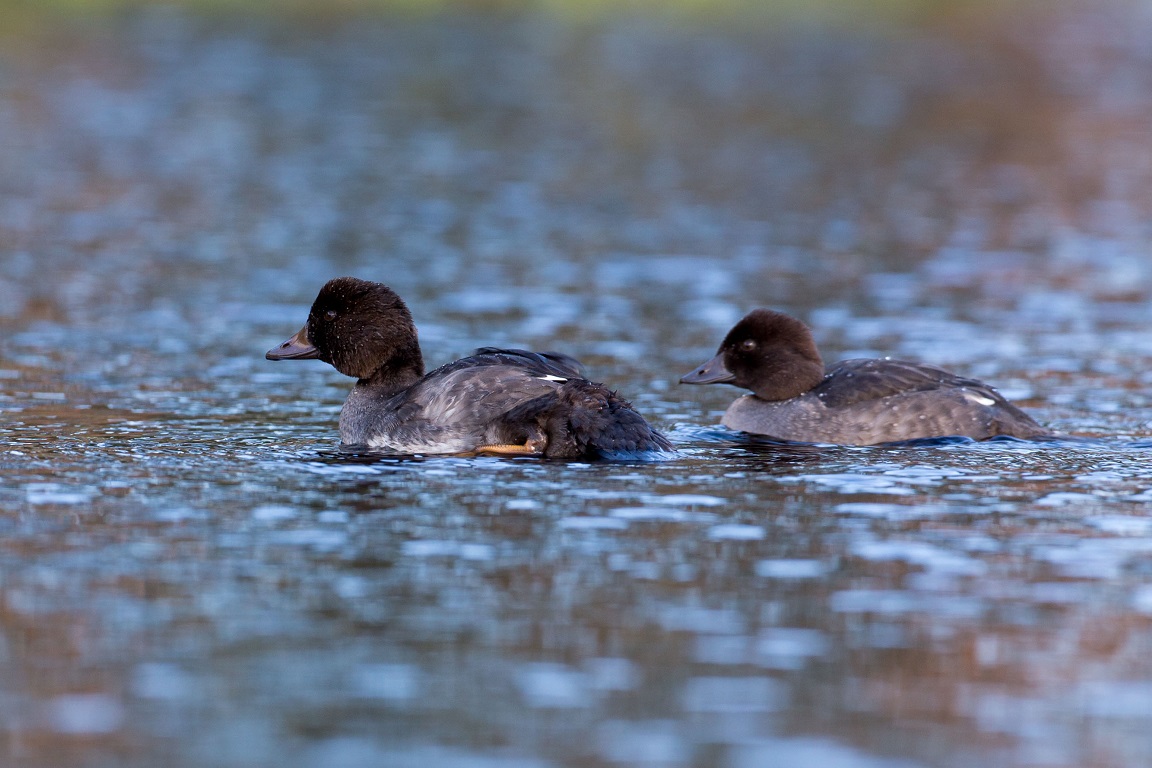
721 358 1049 445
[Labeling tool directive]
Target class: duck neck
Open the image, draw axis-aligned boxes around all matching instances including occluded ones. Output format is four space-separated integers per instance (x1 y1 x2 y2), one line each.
749 351 825 401
338 344 425 446
355 342 425 399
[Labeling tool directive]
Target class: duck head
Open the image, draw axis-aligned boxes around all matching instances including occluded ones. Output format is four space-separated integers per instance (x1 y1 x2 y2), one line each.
680 309 825 401
266 276 425 381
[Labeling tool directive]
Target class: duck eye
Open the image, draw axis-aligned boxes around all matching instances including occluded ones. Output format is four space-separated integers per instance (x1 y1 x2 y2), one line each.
740 339 756 351
325 310 338 320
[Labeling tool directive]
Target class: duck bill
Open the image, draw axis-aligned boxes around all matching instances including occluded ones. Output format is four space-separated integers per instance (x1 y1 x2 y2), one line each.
679 353 736 385
266 325 320 361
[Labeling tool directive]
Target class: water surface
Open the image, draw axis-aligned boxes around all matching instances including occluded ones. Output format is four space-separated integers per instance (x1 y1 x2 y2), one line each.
3 3 1152 766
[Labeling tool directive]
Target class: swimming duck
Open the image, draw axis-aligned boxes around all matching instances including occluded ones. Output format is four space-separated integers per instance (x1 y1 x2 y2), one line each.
266 277 673 459
679 308 1050 445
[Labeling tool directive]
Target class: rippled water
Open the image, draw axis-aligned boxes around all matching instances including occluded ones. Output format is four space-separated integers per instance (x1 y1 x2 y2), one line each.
4 3 1152 766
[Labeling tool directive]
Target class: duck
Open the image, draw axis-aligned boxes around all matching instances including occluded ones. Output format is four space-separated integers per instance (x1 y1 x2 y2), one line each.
266 276 673 459
679 308 1050 445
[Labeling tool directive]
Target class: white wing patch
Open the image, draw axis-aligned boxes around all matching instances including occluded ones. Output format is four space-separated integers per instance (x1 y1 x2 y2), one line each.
537 375 568 382
964 391 996 406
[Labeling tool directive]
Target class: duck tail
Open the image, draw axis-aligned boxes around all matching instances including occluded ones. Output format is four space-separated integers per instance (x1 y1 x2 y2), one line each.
507 380 672 459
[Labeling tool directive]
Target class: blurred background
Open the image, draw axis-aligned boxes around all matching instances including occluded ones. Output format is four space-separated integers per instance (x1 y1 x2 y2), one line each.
3 0 1152 766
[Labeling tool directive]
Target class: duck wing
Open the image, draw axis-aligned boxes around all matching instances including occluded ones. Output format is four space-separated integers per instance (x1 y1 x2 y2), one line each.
468 347 587 379
813 359 1012 409
354 348 668 457
385 358 569 431
370 349 668 457
357 363 565 453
